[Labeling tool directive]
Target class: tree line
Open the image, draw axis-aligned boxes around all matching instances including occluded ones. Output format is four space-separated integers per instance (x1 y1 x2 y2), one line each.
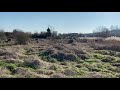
0 25 120 45
0 27 58 45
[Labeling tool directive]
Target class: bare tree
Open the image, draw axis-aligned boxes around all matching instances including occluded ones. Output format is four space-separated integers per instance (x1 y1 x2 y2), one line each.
93 26 110 38
52 31 58 37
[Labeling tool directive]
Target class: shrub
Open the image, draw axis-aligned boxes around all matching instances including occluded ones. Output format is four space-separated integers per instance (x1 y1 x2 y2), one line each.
24 59 44 69
89 67 101 72
101 56 116 63
51 52 77 61
65 54 77 61
94 50 109 55
60 61 69 66
6 64 17 72
109 51 116 56
47 58 58 63
111 63 120 67
68 39 74 44
110 67 120 73
76 64 82 68
86 59 100 63
51 52 66 61
42 48 56 56
93 54 104 59
77 54 89 60
14 30 30 45
115 52 120 57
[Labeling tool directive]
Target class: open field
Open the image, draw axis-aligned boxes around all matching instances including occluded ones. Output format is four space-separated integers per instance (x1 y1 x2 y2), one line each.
0 37 120 78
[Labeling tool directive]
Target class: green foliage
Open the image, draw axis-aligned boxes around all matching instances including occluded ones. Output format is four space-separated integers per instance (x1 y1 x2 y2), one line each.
23 60 42 69
6 64 17 72
101 56 116 63
0 60 17 73
93 53 104 59
94 50 109 55
86 59 100 63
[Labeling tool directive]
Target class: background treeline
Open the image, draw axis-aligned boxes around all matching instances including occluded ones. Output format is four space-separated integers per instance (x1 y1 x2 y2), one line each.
1 25 120 45
0 27 58 45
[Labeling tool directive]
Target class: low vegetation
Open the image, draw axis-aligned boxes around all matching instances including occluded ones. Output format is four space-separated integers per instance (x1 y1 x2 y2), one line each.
0 26 120 78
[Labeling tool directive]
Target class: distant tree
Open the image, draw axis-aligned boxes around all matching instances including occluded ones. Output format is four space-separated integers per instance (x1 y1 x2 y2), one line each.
79 33 83 37
40 32 47 38
46 27 51 37
110 25 119 31
52 31 57 37
5 32 13 39
13 29 18 33
32 32 39 38
94 26 110 38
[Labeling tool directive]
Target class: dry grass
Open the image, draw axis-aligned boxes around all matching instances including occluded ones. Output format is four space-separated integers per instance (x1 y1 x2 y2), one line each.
0 37 120 78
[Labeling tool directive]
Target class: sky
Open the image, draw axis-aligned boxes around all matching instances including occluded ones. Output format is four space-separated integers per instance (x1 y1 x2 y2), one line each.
0 12 120 34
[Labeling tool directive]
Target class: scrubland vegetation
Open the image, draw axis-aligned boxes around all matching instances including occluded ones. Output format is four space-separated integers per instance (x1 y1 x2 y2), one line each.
1 26 120 78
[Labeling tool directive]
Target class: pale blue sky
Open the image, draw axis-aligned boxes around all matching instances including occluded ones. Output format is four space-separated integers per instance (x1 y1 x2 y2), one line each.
0 12 120 34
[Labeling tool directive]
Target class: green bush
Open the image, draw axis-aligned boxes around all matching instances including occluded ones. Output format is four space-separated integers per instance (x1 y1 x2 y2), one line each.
93 54 104 59
6 64 17 72
109 51 116 56
101 56 116 63
94 50 109 55
111 63 120 67
23 60 43 69
115 52 120 57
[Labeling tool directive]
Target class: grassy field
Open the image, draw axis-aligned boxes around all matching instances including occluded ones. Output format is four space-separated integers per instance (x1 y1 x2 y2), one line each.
0 37 120 78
